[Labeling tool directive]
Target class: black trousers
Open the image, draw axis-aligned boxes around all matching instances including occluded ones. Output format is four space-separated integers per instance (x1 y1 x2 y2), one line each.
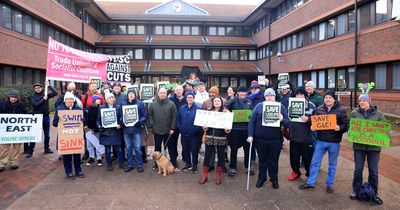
289 141 315 176
229 130 250 169
256 139 282 182
203 144 225 167
154 134 178 166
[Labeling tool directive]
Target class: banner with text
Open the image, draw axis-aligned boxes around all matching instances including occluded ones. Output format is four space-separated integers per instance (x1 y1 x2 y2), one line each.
57 110 85 155
194 110 234 129
348 118 392 147
0 114 43 144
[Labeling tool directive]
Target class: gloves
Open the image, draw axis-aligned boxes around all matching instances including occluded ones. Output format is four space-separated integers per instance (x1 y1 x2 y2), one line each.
134 122 142 128
247 137 253 143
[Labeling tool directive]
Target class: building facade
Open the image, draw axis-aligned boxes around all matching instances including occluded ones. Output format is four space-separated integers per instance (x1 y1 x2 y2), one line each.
0 0 399 115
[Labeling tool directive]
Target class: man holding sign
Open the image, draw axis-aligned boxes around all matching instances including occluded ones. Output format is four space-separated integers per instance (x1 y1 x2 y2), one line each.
300 90 348 194
348 94 386 205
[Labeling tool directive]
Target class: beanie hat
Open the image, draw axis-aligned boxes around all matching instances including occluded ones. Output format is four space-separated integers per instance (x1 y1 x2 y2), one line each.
185 91 195 98
113 82 122 88
264 88 276 97
358 94 371 103
105 92 115 100
237 85 247 93
127 88 136 95
250 80 260 89
92 95 101 103
209 86 220 96
64 91 75 102
324 89 336 100
294 86 308 98
305 81 315 88
33 83 42 88
8 89 20 98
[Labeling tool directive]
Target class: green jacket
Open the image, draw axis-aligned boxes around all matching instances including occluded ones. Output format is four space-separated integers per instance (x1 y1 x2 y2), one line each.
350 106 385 152
148 98 177 135
308 91 324 108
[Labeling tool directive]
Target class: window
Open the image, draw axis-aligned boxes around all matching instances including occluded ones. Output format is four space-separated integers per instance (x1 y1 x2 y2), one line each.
298 32 303 48
34 70 41 83
218 27 225 36
230 50 238 60
327 19 335 38
221 50 229 60
127 25 135 34
155 49 162 60
115 48 123 55
16 68 23 85
137 25 145 34
227 27 234 36
25 15 33 36
249 50 256 60
100 24 108 34
182 26 190 35
375 64 387 89
109 24 117 34
348 10 356 32
337 14 346 35
393 63 400 89
240 77 246 86
2 5 12 29
164 26 172 35
292 34 297 49
193 49 201 60
277 40 282 53
230 77 238 87
239 50 248 60
211 50 220 60
311 71 317 84
118 24 126 34
319 22 326 41
281 39 286 52
393 0 400 20
209 27 216 36
286 36 291 51
155 26 163 35
337 69 346 89
174 49 182 60
348 67 355 89
33 19 41 39
318 70 326 88
297 73 303 86
191 26 199 35
221 77 229 88
183 49 191 60
328 69 335 88
164 49 172 60
25 69 32 84
104 48 113 55
3 66 12 85
375 0 388 23
173 26 181 35
15 11 23 32
311 26 318 44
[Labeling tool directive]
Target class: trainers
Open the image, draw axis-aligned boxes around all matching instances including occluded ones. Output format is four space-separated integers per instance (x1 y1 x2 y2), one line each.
288 171 300 181
371 196 383 205
137 167 144 173
86 158 95 166
244 168 255 176
174 167 181 172
182 164 193 171
26 153 33 158
326 185 334 193
66 174 75 180
44 149 54 154
192 166 198 173
11 165 19 170
228 168 237 177
152 163 158 171
349 192 357 200
97 159 103 166
299 183 314 190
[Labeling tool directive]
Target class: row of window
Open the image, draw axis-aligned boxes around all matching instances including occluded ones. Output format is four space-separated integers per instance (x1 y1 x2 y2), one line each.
0 65 44 86
154 49 201 60
210 49 256 61
99 24 146 35
154 25 200 36
95 48 144 60
56 0 99 31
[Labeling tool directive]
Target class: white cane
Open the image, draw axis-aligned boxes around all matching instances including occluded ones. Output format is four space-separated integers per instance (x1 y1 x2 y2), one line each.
246 141 253 191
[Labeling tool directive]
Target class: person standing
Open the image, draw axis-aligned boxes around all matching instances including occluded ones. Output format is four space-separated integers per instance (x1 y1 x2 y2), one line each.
194 81 208 105
52 92 85 180
226 87 236 102
113 82 127 160
28 81 58 158
0 90 27 172
247 88 289 189
305 81 324 108
249 81 264 110
299 90 349 193
349 94 384 205
148 88 178 170
81 82 105 109
169 85 186 170
54 82 82 110
84 95 103 166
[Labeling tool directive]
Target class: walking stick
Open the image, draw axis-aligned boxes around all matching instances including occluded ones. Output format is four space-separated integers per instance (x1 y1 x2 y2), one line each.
246 141 253 191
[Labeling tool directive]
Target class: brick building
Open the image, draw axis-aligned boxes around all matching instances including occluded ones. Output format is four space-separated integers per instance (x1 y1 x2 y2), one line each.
0 0 399 115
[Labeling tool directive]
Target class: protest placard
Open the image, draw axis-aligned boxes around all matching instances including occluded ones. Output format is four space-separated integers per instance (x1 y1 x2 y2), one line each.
140 84 154 101
100 108 118 128
288 98 305 123
348 118 392 147
90 76 102 89
157 81 170 91
262 102 281 127
194 110 234 129
278 73 289 87
122 105 139 127
0 114 43 144
57 110 85 155
311 114 337 130
232 110 252 123
258 75 266 86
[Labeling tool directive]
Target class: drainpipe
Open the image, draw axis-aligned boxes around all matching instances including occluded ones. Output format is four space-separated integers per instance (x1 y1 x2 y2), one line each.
268 13 272 85
81 7 85 51
353 0 358 108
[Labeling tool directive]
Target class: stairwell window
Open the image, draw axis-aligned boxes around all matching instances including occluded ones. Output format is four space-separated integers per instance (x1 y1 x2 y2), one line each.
375 0 388 24
393 63 400 89
375 64 387 89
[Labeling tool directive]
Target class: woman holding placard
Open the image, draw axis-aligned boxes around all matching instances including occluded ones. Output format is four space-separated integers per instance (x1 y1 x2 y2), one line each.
247 88 289 189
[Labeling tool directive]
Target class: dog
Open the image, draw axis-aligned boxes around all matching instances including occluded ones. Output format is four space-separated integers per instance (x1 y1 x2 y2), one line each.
152 151 174 176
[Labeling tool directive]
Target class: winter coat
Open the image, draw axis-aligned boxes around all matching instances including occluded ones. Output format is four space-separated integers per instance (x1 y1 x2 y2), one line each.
226 96 252 130
350 106 385 152
289 100 316 143
121 99 147 134
52 103 83 127
81 91 105 109
170 95 187 110
85 105 100 132
277 92 290 109
308 91 324 108
29 86 58 115
148 98 177 135
114 92 127 106
249 90 264 110
0 99 27 114
314 102 349 143
96 104 122 145
177 103 201 136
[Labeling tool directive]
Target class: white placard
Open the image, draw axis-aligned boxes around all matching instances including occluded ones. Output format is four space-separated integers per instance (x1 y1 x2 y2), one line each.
140 83 154 101
262 102 281 127
100 108 118 128
0 114 43 144
194 110 234 129
258 75 266 86
288 98 305 123
122 105 139 127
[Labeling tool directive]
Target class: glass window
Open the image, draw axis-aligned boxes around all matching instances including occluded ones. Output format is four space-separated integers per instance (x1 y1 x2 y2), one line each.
115 48 123 55
4 66 12 85
328 69 336 88
375 0 388 23
126 49 133 58
183 49 191 60
127 25 135 34
25 69 32 84
218 27 225 36
191 26 199 35
25 15 32 36
193 49 201 60
311 71 317 84
227 27 234 35
182 26 190 35
173 26 181 35
230 50 238 60
221 50 229 60
15 11 23 32
277 40 282 53
318 70 326 88
240 77 246 86
249 50 256 60
15 68 23 85
393 63 400 89
34 70 41 83
211 50 220 60
100 24 108 34
104 48 113 55
109 24 117 34
286 36 291 51
174 49 182 60
337 69 346 89
297 73 303 87
311 26 318 44
164 49 172 60
281 38 286 52
327 19 335 38
348 10 356 32
375 64 387 89
319 22 326 41
2 5 12 29
221 77 229 88
155 49 162 60
135 49 143 59
393 0 400 20
298 32 303 48
337 15 345 35
209 27 216 36
33 19 41 39
155 26 163 35
164 26 172 35
118 24 126 34
348 67 355 89
239 50 248 60
230 77 238 87
292 34 297 49
137 25 145 34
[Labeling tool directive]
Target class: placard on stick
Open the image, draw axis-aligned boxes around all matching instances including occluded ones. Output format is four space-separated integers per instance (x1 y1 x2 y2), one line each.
311 114 337 130
348 118 391 147
57 110 85 155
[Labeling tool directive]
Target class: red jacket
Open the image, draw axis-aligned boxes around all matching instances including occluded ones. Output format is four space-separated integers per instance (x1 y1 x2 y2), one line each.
81 91 105 109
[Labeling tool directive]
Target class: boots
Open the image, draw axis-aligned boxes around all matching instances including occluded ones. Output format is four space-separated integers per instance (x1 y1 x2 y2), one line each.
215 166 223 185
199 166 209 184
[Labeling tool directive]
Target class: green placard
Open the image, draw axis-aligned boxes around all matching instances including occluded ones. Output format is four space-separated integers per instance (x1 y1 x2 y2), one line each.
348 118 392 147
232 110 252 123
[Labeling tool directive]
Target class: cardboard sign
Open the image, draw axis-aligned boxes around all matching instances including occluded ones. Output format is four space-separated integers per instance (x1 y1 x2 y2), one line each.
157 81 170 91
140 84 154 101
100 108 118 128
311 114 337 130
258 75 266 86
348 118 392 147
288 98 305 123
194 110 234 129
57 110 85 155
232 110 252 123
262 102 281 127
0 114 43 144
122 105 139 127
278 73 289 87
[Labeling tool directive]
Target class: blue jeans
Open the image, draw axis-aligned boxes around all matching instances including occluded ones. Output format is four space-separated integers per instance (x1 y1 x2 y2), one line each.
104 145 123 167
27 115 51 153
87 132 102 160
352 150 380 194
63 154 81 175
124 133 143 167
306 139 340 186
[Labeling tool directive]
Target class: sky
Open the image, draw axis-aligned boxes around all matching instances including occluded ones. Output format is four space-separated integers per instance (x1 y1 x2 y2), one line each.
95 0 264 6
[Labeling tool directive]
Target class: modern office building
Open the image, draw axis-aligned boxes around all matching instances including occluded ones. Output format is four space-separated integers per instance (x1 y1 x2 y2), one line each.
0 0 399 114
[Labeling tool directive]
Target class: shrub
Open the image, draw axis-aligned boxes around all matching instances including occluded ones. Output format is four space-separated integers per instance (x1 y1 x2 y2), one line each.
0 85 34 113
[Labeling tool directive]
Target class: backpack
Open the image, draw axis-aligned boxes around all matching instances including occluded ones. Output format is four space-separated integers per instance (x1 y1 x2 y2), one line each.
356 182 383 205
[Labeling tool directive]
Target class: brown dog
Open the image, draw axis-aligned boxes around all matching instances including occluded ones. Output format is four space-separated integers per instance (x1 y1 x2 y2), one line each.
152 151 174 176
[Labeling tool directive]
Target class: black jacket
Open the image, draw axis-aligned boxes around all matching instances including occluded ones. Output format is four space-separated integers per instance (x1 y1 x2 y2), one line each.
289 101 316 143
85 105 100 131
52 103 83 127
29 86 58 115
314 102 349 143
226 97 252 130
0 99 27 114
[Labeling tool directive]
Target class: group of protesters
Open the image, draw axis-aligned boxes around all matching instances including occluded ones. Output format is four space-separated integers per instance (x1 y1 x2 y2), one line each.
0 77 385 205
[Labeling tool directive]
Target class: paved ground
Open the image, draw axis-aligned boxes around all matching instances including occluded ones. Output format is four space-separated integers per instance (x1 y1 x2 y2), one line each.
2 120 400 210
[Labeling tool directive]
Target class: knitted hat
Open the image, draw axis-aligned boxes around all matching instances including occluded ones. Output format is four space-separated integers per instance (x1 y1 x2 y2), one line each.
264 88 276 96
250 80 260 89
237 85 247 93
209 86 220 96
105 92 115 100
294 86 308 98
305 81 315 88
185 91 195 98
127 88 136 95
358 94 371 103
92 95 101 103
64 91 75 102
324 89 336 100
8 89 20 98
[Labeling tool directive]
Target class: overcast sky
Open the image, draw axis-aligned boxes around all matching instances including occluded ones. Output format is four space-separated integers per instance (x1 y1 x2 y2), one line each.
96 0 264 5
